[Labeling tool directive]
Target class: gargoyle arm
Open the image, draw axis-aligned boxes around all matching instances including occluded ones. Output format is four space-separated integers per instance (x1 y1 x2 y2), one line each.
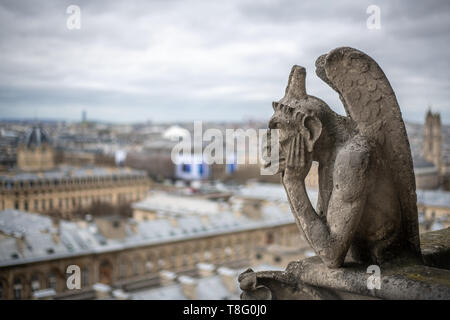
282 144 371 268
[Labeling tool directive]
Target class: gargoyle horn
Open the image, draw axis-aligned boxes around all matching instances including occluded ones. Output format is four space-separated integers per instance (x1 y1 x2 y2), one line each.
284 65 307 100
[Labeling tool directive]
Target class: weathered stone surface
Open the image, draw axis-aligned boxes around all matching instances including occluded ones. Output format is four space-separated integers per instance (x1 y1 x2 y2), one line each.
421 227 450 269
264 47 422 268
239 229 450 300
241 47 450 300
239 252 450 300
292 257 450 300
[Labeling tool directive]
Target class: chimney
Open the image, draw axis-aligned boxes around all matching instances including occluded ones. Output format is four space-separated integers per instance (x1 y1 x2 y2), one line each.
92 283 111 299
231 199 242 218
51 217 60 244
197 263 215 278
217 267 238 294
241 198 262 220
133 209 157 221
112 289 130 300
200 215 209 225
95 216 126 239
179 275 197 300
129 220 138 234
51 233 60 244
32 288 56 300
159 270 176 286
15 233 25 253
169 216 178 228
51 217 60 229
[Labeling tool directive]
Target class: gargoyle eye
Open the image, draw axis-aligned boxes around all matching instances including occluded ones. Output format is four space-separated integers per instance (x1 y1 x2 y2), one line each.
268 119 282 129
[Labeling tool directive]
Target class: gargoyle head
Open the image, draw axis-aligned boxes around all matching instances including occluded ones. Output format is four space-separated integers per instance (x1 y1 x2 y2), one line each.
267 65 326 169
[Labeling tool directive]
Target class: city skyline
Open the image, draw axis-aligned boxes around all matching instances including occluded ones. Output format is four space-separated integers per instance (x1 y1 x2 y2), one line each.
0 0 449 124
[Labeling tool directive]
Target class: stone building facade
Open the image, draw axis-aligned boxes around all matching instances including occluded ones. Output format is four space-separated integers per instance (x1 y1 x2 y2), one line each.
0 126 151 217
1 182 448 300
0 167 150 217
16 127 55 172
0 210 298 300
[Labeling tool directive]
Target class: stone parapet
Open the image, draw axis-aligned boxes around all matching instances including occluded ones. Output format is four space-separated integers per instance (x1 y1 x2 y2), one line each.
239 228 450 300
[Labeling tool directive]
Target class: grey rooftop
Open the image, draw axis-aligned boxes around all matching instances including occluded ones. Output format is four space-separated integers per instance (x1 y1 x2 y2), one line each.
0 189 296 267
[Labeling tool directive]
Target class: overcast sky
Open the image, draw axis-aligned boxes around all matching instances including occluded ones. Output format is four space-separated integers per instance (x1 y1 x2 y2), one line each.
0 0 449 123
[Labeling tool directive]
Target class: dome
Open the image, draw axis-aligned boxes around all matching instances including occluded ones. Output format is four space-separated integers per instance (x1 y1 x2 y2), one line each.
22 126 52 147
162 126 190 140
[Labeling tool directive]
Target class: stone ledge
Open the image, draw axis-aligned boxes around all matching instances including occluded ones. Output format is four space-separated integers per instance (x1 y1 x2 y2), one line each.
239 228 450 300
287 256 450 300
421 227 450 269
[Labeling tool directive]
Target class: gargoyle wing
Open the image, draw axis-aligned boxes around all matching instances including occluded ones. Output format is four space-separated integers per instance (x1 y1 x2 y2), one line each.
316 47 422 258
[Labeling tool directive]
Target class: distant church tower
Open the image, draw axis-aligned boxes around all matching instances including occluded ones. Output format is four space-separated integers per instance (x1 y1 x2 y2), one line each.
423 109 442 171
82 110 87 124
17 126 55 171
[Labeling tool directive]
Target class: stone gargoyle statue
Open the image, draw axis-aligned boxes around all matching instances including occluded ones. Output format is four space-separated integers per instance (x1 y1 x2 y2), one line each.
239 47 424 299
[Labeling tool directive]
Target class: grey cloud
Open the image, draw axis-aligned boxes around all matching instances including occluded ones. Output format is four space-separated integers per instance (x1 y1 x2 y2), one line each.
0 0 449 123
